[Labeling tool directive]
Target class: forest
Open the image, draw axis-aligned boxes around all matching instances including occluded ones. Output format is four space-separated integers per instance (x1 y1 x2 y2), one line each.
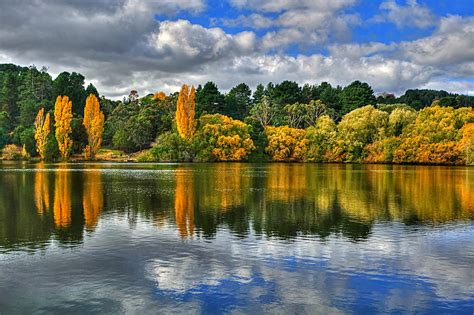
1 63 473 165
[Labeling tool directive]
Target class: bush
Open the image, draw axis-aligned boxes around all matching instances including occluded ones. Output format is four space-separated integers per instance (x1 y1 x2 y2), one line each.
19 127 36 157
2 144 22 160
150 132 195 162
194 114 255 161
265 126 307 161
44 134 60 161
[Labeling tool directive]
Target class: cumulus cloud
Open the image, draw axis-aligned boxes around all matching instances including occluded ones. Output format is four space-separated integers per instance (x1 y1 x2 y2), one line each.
0 0 472 98
374 0 436 29
220 14 274 29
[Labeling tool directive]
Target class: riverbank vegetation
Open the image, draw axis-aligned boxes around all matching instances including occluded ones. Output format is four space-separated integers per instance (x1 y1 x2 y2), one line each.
1 63 473 165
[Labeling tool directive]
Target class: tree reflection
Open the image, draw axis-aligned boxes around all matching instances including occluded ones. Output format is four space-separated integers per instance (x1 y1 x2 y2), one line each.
34 163 50 215
0 162 473 250
83 169 103 231
174 169 194 238
53 167 71 228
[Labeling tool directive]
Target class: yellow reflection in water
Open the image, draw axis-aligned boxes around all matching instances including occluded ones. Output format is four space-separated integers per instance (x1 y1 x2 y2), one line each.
266 164 307 202
197 164 250 211
53 167 71 228
83 170 103 230
174 169 194 238
34 164 50 215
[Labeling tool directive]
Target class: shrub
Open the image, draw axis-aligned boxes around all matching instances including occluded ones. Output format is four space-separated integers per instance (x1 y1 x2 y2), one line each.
195 114 255 161
265 126 307 161
2 144 22 160
150 132 195 162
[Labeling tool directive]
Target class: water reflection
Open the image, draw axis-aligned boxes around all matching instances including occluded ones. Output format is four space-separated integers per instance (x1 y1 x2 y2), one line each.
83 169 103 230
53 167 72 228
34 164 50 215
0 162 473 313
174 169 194 238
0 163 473 246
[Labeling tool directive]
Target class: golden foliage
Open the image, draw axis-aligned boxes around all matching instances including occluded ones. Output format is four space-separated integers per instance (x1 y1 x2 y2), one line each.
334 105 389 162
83 170 103 230
305 115 337 162
54 96 73 160
83 94 105 160
265 126 307 161
198 114 255 161
363 137 402 163
1 144 22 160
174 170 194 238
176 84 196 139
53 169 71 228
34 108 51 160
459 123 474 165
392 106 474 164
152 91 166 101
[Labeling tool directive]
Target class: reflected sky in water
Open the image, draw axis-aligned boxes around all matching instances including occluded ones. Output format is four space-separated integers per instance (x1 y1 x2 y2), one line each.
0 162 473 313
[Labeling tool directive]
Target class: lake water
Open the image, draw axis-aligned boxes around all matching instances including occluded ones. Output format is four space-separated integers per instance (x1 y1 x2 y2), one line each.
0 162 473 314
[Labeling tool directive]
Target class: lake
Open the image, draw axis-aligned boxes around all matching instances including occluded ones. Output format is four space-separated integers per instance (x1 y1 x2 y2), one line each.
0 162 473 314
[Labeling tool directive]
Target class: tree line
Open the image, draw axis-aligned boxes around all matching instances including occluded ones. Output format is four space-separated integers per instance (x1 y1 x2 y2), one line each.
1 63 473 164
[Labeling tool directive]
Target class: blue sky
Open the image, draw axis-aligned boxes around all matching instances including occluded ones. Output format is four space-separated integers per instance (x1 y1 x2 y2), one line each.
0 0 473 97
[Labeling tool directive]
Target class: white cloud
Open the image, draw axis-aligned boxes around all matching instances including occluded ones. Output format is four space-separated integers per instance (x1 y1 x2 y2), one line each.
0 1 472 99
375 0 435 29
229 0 356 13
220 14 274 29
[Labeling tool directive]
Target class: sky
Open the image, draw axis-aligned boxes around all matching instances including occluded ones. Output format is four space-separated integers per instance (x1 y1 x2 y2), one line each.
0 0 473 99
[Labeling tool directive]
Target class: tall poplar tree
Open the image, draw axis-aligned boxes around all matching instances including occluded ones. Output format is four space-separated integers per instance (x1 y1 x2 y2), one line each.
83 94 104 160
54 95 73 160
176 84 196 140
34 108 50 160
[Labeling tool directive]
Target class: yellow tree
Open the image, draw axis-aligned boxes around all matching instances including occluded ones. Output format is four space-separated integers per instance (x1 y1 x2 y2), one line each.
176 84 196 139
34 108 51 160
83 94 105 160
153 91 166 101
54 96 73 160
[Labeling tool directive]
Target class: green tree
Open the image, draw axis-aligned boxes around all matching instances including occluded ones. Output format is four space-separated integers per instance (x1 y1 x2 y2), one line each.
52 72 87 115
85 83 99 98
252 84 265 106
341 81 376 114
0 72 18 119
224 83 252 120
315 82 343 116
196 82 224 116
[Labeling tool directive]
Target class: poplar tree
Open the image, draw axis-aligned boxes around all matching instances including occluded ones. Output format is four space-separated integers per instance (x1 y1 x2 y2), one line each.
176 84 196 139
34 108 51 160
83 94 104 160
54 95 73 160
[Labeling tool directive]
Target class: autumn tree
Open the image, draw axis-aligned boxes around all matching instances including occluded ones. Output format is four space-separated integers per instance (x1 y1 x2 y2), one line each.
334 105 388 162
305 115 337 162
195 114 255 161
83 94 104 159
153 91 166 101
34 108 51 160
176 84 196 139
265 126 307 161
54 95 73 160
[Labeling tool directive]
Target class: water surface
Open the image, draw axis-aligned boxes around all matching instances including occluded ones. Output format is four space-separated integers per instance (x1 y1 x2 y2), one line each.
0 162 473 313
